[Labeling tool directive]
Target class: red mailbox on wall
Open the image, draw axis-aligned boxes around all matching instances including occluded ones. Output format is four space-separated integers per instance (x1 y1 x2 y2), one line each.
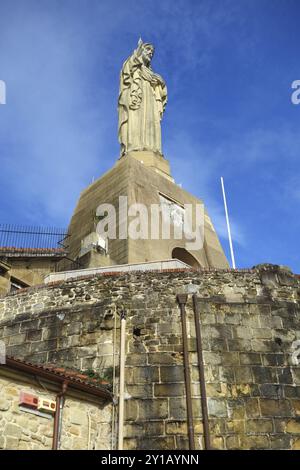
19 391 39 409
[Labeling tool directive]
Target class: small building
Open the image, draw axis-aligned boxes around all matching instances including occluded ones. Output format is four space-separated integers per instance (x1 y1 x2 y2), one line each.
0 226 69 296
0 357 112 450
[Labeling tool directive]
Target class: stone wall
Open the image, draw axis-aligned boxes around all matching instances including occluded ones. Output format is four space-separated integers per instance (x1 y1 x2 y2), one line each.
0 265 300 450
0 370 111 450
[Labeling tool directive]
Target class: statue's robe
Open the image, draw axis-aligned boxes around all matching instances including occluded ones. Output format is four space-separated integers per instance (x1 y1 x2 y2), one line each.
118 52 167 157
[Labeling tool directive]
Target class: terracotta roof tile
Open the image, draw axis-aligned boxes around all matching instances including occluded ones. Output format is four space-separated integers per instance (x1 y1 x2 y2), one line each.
3 356 112 400
0 246 66 254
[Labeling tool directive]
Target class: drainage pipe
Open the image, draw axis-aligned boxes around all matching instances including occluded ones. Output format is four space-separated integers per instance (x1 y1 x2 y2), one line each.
117 309 126 450
111 305 118 450
176 294 195 450
192 294 211 450
52 380 68 450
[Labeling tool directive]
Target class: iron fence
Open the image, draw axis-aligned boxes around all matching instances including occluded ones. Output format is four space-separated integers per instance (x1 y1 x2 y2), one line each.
0 224 69 251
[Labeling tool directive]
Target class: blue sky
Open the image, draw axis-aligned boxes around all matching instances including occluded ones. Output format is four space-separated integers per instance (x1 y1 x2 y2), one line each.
0 0 299 271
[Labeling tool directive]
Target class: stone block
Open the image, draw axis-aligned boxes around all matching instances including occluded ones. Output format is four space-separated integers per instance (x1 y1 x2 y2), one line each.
291 399 300 415
138 399 168 420
72 437 88 450
5 423 22 439
166 421 187 435
292 438 300 450
277 367 293 384
154 383 185 397
157 323 181 335
125 421 164 438
133 366 159 384
127 384 153 398
286 419 300 433
175 436 189 450
222 351 240 365
203 351 222 365
137 436 175 450
148 353 179 365
206 382 227 398
244 398 260 418
169 398 186 420
259 383 283 398
67 322 82 335
252 366 276 384
211 436 224 449
3 324 20 336
160 365 184 383
269 434 292 449
233 326 253 340
225 435 240 449
240 353 262 365
235 366 253 383
6 343 31 356
0 398 10 411
207 398 227 417
222 313 240 325
246 418 273 433
284 386 300 398
252 328 272 339
200 313 216 324
8 333 26 346
126 353 148 365
26 330 43 341
226 419 245 433
260 399 292 417
30 339 57 353
5 436 20 449
123 438 138 450
125 400 138 421
5 386 19 397
262 353 285 366
239 434 270 450
227 338 251 351
69 410 87 426
250 339 272 353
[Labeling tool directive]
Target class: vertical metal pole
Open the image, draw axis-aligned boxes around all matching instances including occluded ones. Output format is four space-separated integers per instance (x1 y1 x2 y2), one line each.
220 176 236 269
52 381 68 450
118 310 126 450
192 295 211 450
177 294 195 450
111 307 118 450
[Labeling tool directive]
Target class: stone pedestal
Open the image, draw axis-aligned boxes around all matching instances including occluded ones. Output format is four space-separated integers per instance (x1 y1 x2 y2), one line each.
60 153 229 270
119 151 174 182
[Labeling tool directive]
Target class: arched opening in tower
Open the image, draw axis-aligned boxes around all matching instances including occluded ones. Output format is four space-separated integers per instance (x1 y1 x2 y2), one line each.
172 247 200 269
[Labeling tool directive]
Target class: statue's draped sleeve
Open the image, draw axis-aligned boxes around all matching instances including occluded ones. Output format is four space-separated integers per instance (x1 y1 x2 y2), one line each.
118 52 142 153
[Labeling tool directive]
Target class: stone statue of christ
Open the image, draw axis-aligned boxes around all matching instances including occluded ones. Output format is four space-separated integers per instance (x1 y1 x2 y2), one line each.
118 39 167 157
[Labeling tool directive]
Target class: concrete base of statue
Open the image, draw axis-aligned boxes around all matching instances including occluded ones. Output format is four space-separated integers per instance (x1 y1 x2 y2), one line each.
58 154 229 271
118 150 174 182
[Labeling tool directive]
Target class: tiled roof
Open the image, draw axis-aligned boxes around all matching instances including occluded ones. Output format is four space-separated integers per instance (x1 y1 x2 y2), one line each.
0 247 67 256
0 247 66 253
2 356 112 400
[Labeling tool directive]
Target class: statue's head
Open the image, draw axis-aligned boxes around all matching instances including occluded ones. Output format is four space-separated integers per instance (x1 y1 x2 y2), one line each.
136 39 154 66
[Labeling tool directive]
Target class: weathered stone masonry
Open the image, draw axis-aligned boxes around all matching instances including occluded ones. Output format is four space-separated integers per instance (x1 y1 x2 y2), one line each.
0 265 300 450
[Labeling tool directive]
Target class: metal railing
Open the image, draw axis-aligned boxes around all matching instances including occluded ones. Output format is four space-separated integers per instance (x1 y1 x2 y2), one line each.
0 224 69 252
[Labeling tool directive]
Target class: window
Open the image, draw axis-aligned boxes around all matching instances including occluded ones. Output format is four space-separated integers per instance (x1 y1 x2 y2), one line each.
10 277 29 292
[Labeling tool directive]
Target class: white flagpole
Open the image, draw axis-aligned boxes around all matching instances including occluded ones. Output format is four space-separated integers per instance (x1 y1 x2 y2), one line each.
221 176 236 269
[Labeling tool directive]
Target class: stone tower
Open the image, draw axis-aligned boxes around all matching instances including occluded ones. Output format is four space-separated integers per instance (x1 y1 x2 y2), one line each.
60 41 228 271
63 151 228 270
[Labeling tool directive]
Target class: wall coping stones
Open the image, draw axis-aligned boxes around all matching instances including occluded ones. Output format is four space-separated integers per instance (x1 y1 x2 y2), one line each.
2 263 297 300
